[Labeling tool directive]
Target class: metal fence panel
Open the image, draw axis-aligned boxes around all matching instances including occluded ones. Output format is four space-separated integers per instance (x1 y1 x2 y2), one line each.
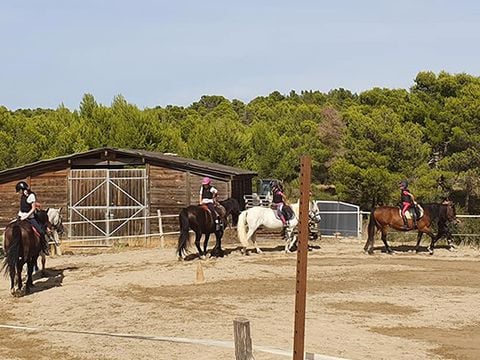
316 201 360 237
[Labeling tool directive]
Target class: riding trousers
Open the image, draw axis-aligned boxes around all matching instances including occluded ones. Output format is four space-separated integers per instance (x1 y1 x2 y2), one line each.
401 202 412 216
27 218 45 235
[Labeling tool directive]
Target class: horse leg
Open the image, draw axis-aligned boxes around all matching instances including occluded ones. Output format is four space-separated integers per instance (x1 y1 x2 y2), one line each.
364 230 376 255
285 228 296 253
427 231 439 255
415 232 423 253
363 237 371 253
245 227 262 254
250 232 262 254
211 231 225 258
193 232 205 259
203 233 210 256
286 234 297 253
446 230 456 250
41 252 46 276
381 230 394 254
15 261 23 296
26 261 35 294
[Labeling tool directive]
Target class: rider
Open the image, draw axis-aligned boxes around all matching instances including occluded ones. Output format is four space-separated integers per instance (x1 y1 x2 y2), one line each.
399 180 416 229
271 180 289 226
199 177 222 230
16 181 50 255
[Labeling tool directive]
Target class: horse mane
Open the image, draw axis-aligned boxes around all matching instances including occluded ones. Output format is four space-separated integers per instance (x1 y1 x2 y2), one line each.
419 202 445 222
35 209 49 225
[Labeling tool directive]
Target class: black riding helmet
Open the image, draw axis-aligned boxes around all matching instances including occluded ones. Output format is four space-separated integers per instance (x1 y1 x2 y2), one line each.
399 180 408 189
15 181 29 193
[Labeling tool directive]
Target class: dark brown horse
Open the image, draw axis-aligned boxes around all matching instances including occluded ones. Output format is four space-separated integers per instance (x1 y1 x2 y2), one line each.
365 202 457 255
176 204 226 260
219 197 241 227
2 211 51 296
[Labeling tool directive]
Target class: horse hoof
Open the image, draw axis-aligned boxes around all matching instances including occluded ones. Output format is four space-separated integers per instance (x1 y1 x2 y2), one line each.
200 255 206 260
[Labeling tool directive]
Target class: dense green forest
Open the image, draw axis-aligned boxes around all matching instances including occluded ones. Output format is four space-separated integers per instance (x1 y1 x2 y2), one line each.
2 71 480 212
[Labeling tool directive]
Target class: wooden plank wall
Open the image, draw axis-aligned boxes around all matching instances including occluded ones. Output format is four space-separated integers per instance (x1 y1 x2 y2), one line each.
149 166 187 233
149 165 231 233
0 170 68 227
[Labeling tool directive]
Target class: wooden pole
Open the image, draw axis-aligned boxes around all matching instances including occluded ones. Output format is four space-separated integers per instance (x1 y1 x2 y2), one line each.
293 155 311 360
233 317 255 360
157 209 165 248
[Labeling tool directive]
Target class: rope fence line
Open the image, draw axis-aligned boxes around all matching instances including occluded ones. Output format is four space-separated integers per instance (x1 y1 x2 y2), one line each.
0 323 347 360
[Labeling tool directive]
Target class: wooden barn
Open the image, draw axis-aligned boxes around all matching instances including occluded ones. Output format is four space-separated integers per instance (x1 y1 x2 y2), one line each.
0 148 257 241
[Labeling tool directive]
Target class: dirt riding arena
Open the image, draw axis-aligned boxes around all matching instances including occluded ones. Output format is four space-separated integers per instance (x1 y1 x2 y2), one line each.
1 232 480 360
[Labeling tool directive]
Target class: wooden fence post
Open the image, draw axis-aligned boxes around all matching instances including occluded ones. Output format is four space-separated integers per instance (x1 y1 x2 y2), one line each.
157 209 165 248
293 155 311 360
233 317 255 360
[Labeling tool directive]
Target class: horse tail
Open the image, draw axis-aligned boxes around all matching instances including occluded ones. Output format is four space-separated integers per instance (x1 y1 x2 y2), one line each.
2 224 22 277
237 210 249 248
176 208 191 258
367 209 377 240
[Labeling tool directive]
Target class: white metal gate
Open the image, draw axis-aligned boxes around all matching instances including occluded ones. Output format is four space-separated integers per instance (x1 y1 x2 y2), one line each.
68 169 148 239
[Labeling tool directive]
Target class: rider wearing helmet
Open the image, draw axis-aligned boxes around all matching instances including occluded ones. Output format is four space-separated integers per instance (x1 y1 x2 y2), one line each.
199 177 221 229
16 181 50 255
270 180 289 226
399 180 416 229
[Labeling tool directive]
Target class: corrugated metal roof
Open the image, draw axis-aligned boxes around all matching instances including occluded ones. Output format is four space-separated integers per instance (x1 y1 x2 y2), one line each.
0 147 257 183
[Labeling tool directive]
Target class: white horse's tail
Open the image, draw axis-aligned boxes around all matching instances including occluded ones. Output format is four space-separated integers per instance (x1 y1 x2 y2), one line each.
237 210 249 248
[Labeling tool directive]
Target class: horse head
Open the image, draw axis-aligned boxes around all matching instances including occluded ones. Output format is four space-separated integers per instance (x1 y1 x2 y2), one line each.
47 207 65 235
308 201 322 224
290 200 321 222
443 201 459 224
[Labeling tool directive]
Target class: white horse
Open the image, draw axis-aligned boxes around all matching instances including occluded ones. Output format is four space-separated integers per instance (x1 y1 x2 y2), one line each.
38 208 64 275
237 200 321 254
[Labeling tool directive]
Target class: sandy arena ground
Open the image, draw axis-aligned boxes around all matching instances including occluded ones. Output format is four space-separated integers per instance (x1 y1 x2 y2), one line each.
1 231 480 360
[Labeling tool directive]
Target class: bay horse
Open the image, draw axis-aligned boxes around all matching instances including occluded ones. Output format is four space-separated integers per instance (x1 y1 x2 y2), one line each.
2 210 52 296
236 200 321 254
219 197 241 227
364 202 457 255
176 204 227 260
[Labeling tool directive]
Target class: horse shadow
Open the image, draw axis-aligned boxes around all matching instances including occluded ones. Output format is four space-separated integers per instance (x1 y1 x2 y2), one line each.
28 266 78 294
372 244 453 254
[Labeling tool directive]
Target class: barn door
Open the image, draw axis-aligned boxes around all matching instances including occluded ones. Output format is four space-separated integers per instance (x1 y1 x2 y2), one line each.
68 169 148 240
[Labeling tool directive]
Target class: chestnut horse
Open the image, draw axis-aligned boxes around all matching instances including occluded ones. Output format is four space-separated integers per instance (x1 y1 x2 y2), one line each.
364 202 457 255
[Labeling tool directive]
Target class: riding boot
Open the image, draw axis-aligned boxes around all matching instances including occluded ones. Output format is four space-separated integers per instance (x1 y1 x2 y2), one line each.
41 234 50 255
401 215 409 230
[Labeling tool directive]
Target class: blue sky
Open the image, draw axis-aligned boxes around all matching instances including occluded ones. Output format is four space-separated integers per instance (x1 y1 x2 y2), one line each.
1 0 479 110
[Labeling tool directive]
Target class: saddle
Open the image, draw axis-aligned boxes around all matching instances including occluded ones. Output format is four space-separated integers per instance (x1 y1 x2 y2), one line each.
200 204 226 229
398 204 424 220
271 204 294 222
10 218 42 238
